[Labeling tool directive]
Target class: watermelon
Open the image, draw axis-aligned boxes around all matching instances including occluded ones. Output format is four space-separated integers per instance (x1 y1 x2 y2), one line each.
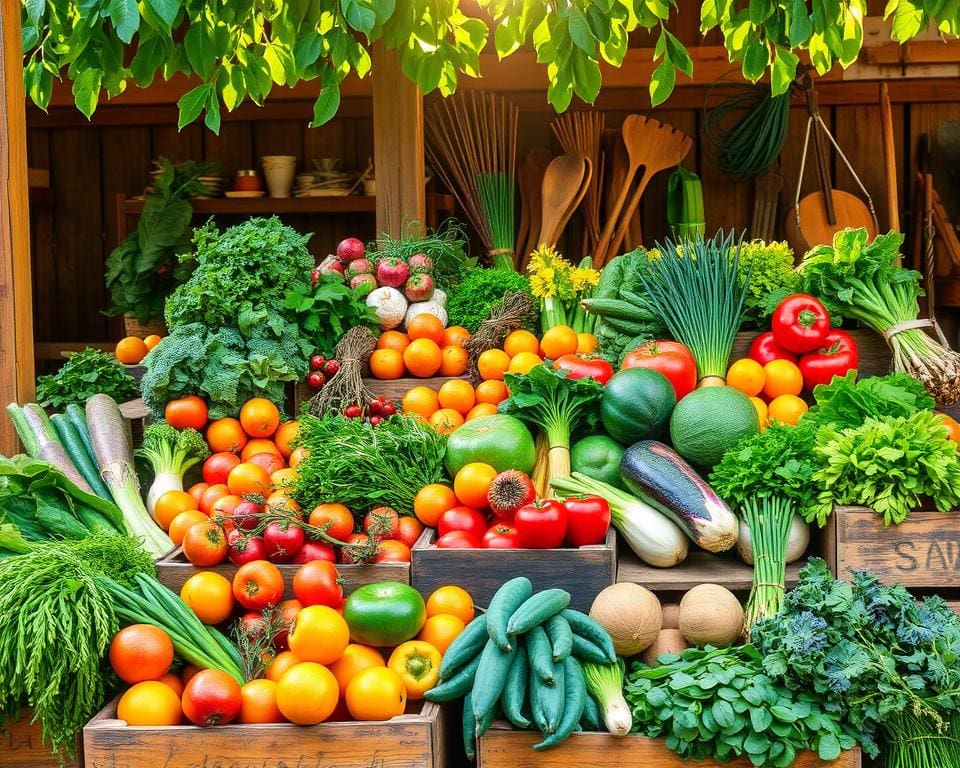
669 386 759 468
444 415 537 476
600 368 676 446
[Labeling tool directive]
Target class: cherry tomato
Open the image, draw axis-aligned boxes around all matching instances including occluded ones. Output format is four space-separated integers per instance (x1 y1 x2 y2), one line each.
308 503 355 542
199 484 230 516
373 539 412 562
562 495 611 547
227 531 267 566
292 541 337 564
293 560 343 608
203 452 242 486
363 507 400 541
182 521 229 566
395 516 424 548
482 523 522 549
263 521 306 564
165 395 208 431
339 532 372 564
437 506 488 541
181 669 242 726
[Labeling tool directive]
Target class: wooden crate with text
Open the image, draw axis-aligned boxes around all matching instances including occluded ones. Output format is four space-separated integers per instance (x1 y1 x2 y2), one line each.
2 713 79 768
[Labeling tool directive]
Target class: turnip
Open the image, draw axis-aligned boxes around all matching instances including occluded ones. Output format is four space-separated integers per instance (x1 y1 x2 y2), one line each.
366 286 408 329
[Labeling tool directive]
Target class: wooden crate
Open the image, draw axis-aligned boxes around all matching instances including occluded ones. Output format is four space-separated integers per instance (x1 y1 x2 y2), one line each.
83 697 445 768
295 375 463 412
477 724 861 768
411 528 616 611
2 712 79 768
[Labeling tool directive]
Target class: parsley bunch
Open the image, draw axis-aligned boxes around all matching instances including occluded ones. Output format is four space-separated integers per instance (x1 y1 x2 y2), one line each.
36 347 139 409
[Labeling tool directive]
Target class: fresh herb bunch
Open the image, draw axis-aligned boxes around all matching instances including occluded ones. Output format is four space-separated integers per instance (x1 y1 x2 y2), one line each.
802 371 935 431
283 274 380 358
625 644 855 767
370 220 476 292
734 240 799 323
811 409 960 526
165 217 313 331
292 413 448 517
446 268 534 333
709 421 818 629
36 347 139 409
753 559 960 765
105 158 217 323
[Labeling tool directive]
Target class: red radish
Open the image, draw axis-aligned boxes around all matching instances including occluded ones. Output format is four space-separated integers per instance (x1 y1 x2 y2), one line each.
346 258 373 279
292 541 337 563
369 415 383 427
320 260 344 277
322 359 340 377
404 273 435 302
227 531 266 565
336 237 365 263
263 521 306 563
344 404 362 419
408 253 433 274
376 257 409 288
309 355 326 371
349 274 376 293
310 266 322 286
487 470 537 522
307 372 325 389
380 401 397 417
367 399 382 416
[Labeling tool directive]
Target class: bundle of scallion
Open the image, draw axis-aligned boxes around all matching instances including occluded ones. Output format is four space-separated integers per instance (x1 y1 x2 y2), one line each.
639 231 750 386
800 228 960 406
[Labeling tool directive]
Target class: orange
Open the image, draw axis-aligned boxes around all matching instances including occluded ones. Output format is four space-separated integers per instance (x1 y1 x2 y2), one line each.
418 613 466 655
425 586 475 624
438 379 476 416
402 386 440 419
767 394 808 426
466 403 498 421
429 408 464 435
117 681 182 726
289 446 310 468
274 420 301 459
477 348 510 381
110 624 174 684
370 348 406 380
762 359 804 399
239 679 285 724
726 359 766 398
345 667 407 721
406 314 445 345
288 605 350 665
508 351 543 375
241 438 282 462
439 345 469 377
475 380 509 405
168 509 208 546
115 336 149 365
749 397 769 431
143 334 163 351
180 572 234 625
377 330 411 353
329 644 385 696
403 338 443 378
576 333 599 354
539 325 578 359
154 490 198 530
937 412 960 442
156 672 184 697
265 651 301 682
503 329 540 358
413 484 458 527
453 462 497 509
270 467 299 491
227 462 271 496
240 397 281 438
442 326 471 348
206 418 248 454
276 662 339 725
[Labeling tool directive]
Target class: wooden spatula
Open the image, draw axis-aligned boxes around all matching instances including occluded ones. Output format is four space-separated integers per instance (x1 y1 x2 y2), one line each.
518 148 553 263
595 115 648 261
538 154 589 249
603 131 642 261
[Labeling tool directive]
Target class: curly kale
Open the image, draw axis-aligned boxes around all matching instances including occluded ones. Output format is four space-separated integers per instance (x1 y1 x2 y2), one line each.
735 240 800 323
36 348 139 409
446 268 533 332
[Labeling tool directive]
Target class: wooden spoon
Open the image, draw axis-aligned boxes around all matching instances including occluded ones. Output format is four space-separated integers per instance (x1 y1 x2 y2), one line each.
518 148 553 264
594 115 651 262
603 132 642 262
538 154 588 249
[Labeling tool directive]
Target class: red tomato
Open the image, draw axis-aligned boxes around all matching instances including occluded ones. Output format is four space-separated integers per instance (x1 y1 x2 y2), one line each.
263 521 306 564
339 532 372 564
247 452 285 476
181 669 242 727
228 500 263 532
373 539 411 562
210 494 243 531
562 495 611 547
552 354 614 385
292 560 343 608
437 506 488 541
199 484 230 516
238 611 267 640
436 531 480 548
770 294 831 353
273 599 303 649
182 521 229 566
514 500 568 549
188 482 210 505
748 331 798 365
203 452 242 486
308 504 355 542
227 531 267 566
621 341 697 401
363 507 400 541
798 329 859 390
291 540 335 563
232 560 285 610
395 516 424 548
165 395 208 431
482 523 522 549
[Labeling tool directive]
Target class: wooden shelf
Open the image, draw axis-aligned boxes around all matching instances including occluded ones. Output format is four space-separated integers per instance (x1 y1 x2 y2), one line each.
121 193 454 216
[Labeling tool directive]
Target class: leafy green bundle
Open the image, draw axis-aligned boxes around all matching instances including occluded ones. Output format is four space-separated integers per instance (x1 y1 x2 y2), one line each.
36 348 138 410
753 559 960 765
802 371 935 431
447 268 533 333
625 644 855 767
283 274 380 358
370 220 476 292
735 240 799 322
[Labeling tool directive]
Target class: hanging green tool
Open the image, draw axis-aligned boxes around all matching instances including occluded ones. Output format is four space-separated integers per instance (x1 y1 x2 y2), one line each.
667 167 705 239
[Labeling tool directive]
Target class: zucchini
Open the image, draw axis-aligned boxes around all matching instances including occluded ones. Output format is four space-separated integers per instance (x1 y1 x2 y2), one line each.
439 614 488 680
620 440 738 553
526 625 556 684
65 404 97 460
50 413 111 499
530 659 565 734
534 657 587 751
471 640 515 725
506 589 571 637
486 576 533 651
562 610 617 662
424 653 482 702
461 692 476 761
580 692 601 731
580 298 651 322
571 634 613 665
501 644 531 729
546 614 573 662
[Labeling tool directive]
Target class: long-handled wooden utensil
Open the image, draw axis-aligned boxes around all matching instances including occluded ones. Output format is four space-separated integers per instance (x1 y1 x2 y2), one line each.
538 154 592 249
518 148 553 264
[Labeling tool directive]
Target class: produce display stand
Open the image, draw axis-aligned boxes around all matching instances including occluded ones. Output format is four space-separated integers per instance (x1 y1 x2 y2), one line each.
83 697 447 768
3 713 78 768
411 528 616 612
476 723 862 768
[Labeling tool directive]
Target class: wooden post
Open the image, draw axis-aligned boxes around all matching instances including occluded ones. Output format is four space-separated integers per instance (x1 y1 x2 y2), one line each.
372 42 425 238
0 3 36 454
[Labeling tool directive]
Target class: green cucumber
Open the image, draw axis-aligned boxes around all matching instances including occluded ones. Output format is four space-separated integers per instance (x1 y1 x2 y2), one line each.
593 255 623 301
501 645 531 729
471 640 515 725
439 614 488 680
562 610 617 662
462 692 476 761
50 413 112 500
506 589 570 637
475 698 498 739
580 298 650 322
530 675 549 733
571 633 613 665
531 660 565 734
486 576 533 651
546 614 573 662
65 404 97 460
601 315 654 335
526 625 556 684
580 692 601 731
533 657 586 751
424 653 481 702
620 289 656 311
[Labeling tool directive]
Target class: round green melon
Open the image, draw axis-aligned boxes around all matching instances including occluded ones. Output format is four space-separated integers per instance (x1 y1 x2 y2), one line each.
571 435 625 490
600 368 676 446
444 415 536 476
669 386 759 468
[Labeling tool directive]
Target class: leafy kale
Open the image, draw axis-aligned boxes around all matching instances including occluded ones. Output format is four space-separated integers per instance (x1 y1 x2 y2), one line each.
802 371 935 431
283 275 380 358
36 347 139 409
446 268 533 332
735 240 800 324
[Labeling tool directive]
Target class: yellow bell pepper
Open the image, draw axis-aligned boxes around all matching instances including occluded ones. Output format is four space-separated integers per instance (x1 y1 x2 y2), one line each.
387 640 442 699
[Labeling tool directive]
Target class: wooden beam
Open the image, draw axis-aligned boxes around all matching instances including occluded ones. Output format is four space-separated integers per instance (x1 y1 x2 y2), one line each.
371 43 425 237
0 2 35 454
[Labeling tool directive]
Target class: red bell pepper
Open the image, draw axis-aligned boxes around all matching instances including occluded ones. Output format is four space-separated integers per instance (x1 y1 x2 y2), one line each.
561 495 611 547
553 354 615 385
748 331 798 365
798 329 859 390
514 499 568 549
771 294 831 353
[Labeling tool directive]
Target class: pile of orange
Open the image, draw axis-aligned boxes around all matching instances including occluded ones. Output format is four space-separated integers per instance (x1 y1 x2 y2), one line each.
370 316 470 380
400 378 508 434
475 326 597 382
115 334 163 365
726 358 809 428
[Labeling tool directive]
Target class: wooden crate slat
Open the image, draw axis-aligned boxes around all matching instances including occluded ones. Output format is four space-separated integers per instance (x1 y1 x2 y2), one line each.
617 548 803 593
1 714 78 768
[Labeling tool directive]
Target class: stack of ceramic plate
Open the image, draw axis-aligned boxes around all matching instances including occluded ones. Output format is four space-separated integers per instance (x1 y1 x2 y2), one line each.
293 170 355 197
196 175 226 197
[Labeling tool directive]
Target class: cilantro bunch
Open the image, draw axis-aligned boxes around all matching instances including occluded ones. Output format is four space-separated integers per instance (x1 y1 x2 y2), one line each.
36 347 139 409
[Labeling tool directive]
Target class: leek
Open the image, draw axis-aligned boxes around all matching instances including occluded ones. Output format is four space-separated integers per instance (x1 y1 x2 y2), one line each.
582 660 632 736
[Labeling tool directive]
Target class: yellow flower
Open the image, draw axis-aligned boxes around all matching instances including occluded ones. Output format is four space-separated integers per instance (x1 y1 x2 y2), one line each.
529 272 556 299
570 267 600 291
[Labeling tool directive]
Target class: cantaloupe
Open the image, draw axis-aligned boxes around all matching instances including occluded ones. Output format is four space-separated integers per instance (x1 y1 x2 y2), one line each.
678 584 743 647
641 629 689 667
589 583 662 657
661 604 680 630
